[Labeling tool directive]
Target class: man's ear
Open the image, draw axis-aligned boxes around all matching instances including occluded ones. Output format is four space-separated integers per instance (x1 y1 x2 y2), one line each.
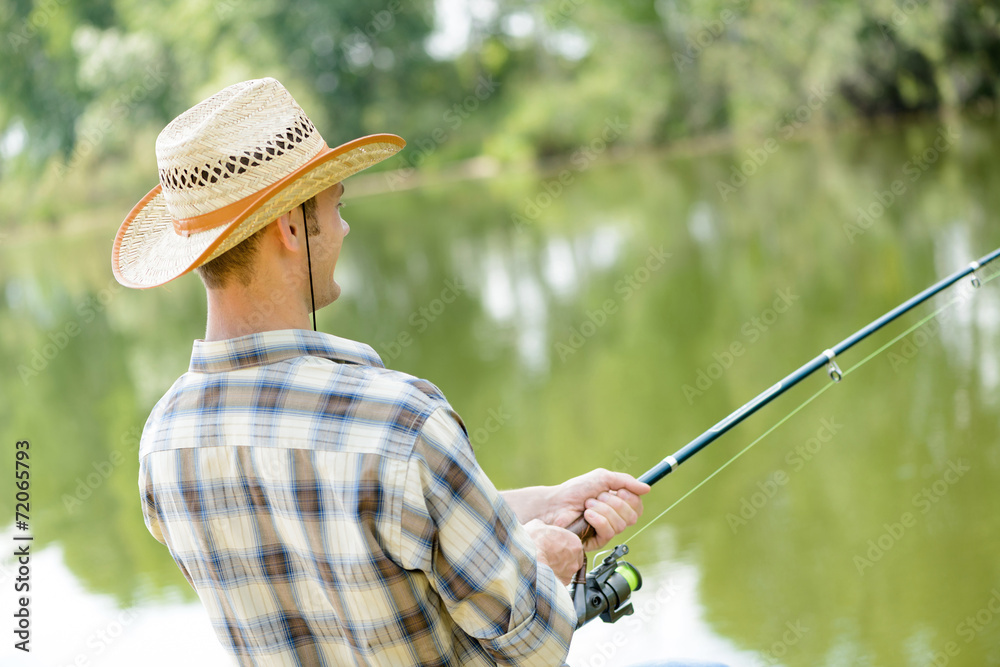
273 209 304 252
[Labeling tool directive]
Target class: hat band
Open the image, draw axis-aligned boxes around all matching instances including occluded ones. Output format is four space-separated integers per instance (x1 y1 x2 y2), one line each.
172 143 330 237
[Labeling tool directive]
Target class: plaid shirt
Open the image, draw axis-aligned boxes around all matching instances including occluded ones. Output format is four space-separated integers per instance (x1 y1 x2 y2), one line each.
138 329 575 666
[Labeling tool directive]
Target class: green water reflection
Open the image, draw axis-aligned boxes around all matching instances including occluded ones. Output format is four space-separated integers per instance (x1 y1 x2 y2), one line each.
2 116 1000 665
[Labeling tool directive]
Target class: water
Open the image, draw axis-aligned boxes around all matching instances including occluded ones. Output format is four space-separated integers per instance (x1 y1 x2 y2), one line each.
2 115 1000 666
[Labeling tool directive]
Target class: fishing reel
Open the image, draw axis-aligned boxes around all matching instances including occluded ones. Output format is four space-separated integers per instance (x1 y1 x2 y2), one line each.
571 544 643 628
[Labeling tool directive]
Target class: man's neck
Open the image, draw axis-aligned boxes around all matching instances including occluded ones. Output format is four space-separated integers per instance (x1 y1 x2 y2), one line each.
204 285 312 341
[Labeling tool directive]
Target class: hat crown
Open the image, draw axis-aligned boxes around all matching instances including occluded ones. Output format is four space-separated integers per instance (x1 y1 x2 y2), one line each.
154 78 324 220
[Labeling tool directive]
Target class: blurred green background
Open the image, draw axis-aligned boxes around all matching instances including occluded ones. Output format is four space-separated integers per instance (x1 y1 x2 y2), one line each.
3 1 1000 665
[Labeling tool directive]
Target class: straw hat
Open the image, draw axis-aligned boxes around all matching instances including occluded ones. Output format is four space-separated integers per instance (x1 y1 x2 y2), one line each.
112 78 405 288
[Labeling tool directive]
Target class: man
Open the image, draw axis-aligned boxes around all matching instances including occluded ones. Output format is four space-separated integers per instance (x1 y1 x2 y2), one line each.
113 78 649 666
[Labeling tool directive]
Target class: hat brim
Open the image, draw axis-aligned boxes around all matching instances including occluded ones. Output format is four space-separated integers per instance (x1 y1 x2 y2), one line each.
112 133 405 289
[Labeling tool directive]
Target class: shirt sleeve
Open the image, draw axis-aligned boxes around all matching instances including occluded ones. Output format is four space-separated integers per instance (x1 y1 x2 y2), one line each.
138 455 165 545
397 407 577 666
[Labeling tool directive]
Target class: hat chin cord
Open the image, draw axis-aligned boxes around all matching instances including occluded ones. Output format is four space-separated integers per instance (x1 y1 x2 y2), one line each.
301 204 317 332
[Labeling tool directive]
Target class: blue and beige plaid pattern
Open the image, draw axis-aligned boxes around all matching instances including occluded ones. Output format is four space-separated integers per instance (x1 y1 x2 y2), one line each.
139 330 575 666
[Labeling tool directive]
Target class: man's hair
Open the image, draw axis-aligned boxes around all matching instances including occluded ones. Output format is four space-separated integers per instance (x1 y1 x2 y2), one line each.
195 195 320 288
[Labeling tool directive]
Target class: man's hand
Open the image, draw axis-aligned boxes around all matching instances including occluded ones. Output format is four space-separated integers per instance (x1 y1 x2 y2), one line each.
547 469 650 552
523 519 584 585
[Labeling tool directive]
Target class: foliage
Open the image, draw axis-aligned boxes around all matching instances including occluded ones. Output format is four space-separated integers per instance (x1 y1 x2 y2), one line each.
3 0 1000 230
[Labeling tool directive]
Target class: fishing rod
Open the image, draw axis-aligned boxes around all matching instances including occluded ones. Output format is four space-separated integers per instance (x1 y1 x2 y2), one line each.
571 245 1000 628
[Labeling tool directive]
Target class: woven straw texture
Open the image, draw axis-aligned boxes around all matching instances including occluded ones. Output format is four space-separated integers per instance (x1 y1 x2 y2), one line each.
112 78 404 289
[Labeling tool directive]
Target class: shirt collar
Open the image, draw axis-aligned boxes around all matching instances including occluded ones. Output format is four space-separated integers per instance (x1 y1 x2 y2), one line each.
189 329 385 373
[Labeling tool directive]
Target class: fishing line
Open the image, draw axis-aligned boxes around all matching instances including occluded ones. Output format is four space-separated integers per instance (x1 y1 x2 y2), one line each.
620 269 1000 547
574 260 1000 628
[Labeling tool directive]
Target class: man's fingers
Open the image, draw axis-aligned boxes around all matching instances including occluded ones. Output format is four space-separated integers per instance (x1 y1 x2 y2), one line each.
591 501 627 535
580 484 649 550
584 507 616 547
553 469 650 549
595 469 651 496
618 474 651 497
526 519 587 583
589 491 640 527
614 488 644 520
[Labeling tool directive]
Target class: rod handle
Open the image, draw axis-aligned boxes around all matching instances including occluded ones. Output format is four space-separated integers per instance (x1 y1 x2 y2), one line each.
567 514 597 544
